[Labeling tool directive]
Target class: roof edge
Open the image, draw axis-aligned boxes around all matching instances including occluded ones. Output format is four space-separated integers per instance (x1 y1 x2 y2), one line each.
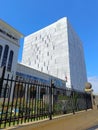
0 19 24 38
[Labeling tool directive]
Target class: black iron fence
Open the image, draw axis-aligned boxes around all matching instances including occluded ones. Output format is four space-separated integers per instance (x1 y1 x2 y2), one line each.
0 68 92 129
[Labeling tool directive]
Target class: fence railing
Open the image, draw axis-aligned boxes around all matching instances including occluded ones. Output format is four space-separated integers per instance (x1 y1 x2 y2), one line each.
0 68 92 129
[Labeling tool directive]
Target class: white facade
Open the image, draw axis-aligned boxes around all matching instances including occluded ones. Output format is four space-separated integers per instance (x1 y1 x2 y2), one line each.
0 19 23 78
22 17 87 91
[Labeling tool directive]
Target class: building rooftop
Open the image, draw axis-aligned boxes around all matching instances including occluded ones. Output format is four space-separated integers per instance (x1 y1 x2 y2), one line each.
0 19 24 38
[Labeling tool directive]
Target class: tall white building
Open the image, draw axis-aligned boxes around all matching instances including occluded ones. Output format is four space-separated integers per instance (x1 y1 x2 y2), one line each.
22 17 87 91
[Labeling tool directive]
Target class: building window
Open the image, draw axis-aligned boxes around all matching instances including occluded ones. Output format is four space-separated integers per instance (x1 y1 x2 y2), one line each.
0 45 3 60
38 64 39 68
41 67 43 71
1 45 9 67
7 50 14 71
47 52 49 56
45 40 46 44
39 50 41 54
53 45 55 50
40 35 41 39
35 36 37 40
42 38 44 41
47 44 48 47
36 55 38 59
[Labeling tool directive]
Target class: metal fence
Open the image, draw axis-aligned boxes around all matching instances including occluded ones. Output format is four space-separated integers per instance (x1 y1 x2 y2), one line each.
0 68 92 129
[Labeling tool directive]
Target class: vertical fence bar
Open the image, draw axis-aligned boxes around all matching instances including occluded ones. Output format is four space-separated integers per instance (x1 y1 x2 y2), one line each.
31 83 34 121
39 84 41 119
33 84 36 121
0 74 9 128
71 90 75 114
9 77 16 127
90 92 93 109
28 82 31 122
24 82 28 123
35 83 37 120
13 79 20 125
27 82 30 122
43 89 46 118
0 66 6 97
49 80 53 120
44 84 46 118
17 80 23 125
36 85 38 120
17 80 21 125
37 84 40 120
26 82 29 123
28 82 32 121
21 81 26 124
85 92 87 111
0 66 6 129
8 76 13 127
38 84 40 120
4 76 13 128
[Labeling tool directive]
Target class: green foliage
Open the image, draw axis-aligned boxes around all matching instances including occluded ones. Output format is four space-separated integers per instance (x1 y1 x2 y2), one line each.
54 102 62 114
58 95 68 100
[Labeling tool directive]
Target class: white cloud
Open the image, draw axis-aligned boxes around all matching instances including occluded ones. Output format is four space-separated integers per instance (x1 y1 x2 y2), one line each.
88 76 98 95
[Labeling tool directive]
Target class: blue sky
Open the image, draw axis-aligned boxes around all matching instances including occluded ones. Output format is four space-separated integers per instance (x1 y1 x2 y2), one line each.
0 0 98 93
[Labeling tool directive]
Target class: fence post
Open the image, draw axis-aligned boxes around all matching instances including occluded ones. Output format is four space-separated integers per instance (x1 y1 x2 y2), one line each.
49 80 54 120
85 92 88 111
90 90 93 109
0 66 6 97
72 90 75 114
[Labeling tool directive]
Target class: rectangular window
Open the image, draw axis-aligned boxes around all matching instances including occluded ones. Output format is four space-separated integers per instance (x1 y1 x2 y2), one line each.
53 45 55 50
36 55 38 59
42 38 44 41
47 52 49 56
47 44 48 47
41 67 43 71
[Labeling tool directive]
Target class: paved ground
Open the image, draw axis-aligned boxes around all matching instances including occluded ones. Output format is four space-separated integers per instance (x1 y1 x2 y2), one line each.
8 106 98 130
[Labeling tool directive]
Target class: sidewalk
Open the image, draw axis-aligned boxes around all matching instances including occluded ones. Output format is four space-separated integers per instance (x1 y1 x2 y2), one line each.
9 106 98 130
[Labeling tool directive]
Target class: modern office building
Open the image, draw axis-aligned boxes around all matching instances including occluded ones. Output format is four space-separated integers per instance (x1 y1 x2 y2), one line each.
22 17 87 91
